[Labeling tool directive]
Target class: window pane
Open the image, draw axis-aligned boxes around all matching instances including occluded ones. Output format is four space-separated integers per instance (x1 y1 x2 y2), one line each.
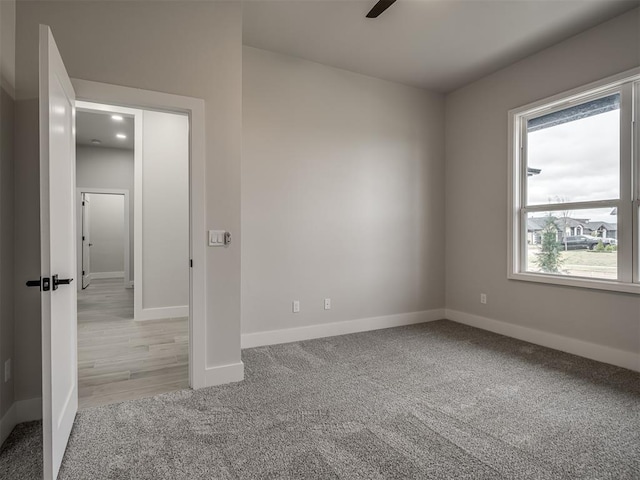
526 208 617 280
527 94 620 206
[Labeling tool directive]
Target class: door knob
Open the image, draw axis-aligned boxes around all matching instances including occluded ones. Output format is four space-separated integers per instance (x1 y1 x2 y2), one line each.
26 277 50 291
52 274 73 291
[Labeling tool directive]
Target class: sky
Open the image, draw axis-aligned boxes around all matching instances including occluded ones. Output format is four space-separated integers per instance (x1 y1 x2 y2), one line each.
527 109 619 223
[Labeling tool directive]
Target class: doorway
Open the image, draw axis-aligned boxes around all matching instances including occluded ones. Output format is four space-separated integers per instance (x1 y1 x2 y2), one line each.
79 191 129 290
75 104 190 409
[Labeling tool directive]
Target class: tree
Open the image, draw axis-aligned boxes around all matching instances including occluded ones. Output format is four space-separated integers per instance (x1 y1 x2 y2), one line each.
536 217 563 273
551 196 572 251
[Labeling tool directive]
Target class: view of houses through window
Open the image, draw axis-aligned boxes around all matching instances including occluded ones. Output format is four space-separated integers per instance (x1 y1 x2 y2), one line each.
521 92 622 281
526 209 618 280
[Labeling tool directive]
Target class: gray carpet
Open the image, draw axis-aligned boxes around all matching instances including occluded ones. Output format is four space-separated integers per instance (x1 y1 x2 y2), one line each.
2 320 640 479
0 420 42 479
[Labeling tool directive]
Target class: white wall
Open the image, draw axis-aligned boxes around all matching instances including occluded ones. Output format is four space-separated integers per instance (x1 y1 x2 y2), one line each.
242 47 445 337
76 146 133 282
445 10 640 359
140 110 189 313
14 0 242 402
86 193 125 276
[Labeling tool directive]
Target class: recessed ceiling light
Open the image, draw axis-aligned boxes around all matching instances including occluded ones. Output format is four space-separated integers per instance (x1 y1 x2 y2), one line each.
111 115 124 121
116 133 127 139
91 139 102 145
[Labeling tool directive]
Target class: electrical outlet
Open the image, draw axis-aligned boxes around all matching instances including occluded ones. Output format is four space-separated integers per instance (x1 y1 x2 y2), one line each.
324 298 331 310
4 359 11 382
292 300 300 313
480 293 487 304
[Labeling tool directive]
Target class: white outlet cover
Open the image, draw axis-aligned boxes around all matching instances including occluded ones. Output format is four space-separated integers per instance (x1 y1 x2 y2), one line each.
292 301 300 313
4 359 11 382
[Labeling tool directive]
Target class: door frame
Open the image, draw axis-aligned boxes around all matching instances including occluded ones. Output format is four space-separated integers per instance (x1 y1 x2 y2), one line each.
72 79 207 389
75 189 131 291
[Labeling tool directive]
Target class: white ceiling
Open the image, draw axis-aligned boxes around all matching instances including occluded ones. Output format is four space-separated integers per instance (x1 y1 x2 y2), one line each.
76 110 134 150
243 0 639 92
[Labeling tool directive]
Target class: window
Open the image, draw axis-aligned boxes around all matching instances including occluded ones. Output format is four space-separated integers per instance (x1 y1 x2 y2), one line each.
509 69 640 294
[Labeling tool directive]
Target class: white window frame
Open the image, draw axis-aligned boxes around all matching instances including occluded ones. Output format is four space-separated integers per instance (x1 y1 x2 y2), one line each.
508 67 640 295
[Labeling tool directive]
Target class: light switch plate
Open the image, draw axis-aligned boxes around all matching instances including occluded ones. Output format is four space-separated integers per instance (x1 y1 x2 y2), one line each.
209 230 226 247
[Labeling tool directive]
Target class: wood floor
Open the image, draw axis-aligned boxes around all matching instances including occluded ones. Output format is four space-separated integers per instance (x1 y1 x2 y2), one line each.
77 278 189 409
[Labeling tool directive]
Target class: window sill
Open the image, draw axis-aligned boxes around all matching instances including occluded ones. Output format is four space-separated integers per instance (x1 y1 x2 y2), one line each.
508 272 640 295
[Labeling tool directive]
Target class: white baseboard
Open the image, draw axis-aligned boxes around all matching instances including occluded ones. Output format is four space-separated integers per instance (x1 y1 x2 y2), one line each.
16 397 41 422
446 309 640 373
241 309 446 349
0 404 16 446
0 397 42 446
203 361 244 387
90 271 124 280
136 305 189 321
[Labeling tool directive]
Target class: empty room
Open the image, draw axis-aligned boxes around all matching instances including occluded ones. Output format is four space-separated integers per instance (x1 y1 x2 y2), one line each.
0 1 639 479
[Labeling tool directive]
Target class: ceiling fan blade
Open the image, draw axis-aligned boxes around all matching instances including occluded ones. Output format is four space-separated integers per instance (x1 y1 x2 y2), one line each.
366 0 397 18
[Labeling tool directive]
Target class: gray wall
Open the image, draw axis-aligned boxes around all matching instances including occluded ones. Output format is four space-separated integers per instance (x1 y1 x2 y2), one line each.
242 46 445 334
76 146 134 282
13 98 39 404
86 193 125 275
141 110 189 311
10 1 640 410
445 9 640 354
1 0 17 424
0 87 15 422
1 0 15 97
15 0 242 404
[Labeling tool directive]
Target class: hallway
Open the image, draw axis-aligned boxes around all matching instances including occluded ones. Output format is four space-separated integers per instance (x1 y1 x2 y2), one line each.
77 279 189 409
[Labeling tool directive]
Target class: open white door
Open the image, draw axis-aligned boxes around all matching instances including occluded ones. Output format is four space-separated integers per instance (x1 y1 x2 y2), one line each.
81 193 91 289
39 25 78 480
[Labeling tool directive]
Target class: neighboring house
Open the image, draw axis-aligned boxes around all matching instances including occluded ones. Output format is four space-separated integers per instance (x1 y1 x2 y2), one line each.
585 221 617 239
527 216 618 244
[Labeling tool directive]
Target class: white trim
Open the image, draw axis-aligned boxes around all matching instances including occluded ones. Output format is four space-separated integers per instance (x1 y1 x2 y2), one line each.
18 397 42 422
133 111 143 322
446 309 640 373
0 404 16 446
241 309 446 349
89 271 124 280
508 67 640 295
75 185 131 290
204 362 244 386
633 82 640 285
1 75 16 100
509 271 640 295
1 397 43 447
72 79 209 389
135 305 189 322
509 66 640 118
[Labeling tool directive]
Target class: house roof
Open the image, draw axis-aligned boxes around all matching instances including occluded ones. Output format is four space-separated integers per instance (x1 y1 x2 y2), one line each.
586 221 617 231
528 216 617 232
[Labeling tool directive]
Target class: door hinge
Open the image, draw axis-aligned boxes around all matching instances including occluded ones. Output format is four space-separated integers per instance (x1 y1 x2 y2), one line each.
82 235 85 241
190 259 193 268
82 201 85 206
82 270 85 276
